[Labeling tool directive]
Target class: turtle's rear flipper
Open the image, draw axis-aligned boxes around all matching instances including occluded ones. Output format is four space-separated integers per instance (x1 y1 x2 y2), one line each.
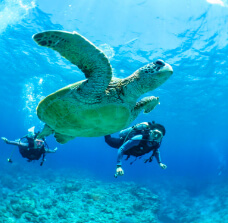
37 124 54 139
54 133 75 144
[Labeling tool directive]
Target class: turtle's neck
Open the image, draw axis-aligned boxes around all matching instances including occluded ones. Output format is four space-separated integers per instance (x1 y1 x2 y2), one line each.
122 71 158 100
120 60 173 101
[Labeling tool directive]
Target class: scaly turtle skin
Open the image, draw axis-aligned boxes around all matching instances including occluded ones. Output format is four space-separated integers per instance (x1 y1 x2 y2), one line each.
33 31 173 144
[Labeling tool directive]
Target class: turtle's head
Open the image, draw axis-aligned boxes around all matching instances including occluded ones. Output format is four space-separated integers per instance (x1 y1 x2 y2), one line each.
137 59 173 91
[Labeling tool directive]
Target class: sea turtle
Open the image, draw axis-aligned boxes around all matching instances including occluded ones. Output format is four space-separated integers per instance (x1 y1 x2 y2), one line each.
33 30 173 144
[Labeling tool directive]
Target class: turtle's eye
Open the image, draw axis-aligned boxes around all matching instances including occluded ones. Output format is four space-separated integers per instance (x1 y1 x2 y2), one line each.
155 59 165 67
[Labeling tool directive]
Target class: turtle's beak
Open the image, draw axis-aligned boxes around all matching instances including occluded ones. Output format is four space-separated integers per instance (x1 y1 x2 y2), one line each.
164 63 173 74
160 63 173 76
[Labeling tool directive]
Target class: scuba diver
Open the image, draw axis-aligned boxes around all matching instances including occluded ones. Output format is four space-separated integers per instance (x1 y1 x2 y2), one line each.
1 127 57 166
104 121 167 177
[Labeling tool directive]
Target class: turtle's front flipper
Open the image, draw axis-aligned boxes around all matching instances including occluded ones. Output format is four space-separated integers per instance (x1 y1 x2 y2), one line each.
33 31 112 100
37 124 54 139
132 96 160 120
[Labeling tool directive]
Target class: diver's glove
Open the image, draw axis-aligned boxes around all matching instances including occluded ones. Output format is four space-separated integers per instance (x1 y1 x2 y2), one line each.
114 165 124 178
1 137 9 144
159 163 167 169
54 147 58 152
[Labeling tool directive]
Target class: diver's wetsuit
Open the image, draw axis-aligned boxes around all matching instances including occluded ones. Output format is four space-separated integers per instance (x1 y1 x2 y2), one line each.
18 144 45 160
105 134 162 166
6 140 45 160
5 139 55 161
104 135 124 148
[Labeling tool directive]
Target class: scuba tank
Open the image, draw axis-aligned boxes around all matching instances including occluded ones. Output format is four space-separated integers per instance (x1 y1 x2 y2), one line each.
27 126 35 138
119 122 151 142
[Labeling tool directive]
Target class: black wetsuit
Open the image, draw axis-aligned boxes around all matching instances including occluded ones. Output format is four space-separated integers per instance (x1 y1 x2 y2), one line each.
19 145 45 160
105 134 162 166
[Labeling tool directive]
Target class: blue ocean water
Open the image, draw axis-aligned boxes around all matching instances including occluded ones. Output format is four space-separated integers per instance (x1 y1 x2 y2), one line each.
0 0 228 222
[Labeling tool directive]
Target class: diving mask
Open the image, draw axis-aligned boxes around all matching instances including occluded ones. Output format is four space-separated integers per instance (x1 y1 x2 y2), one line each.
150 129 163 142
34 139 44 148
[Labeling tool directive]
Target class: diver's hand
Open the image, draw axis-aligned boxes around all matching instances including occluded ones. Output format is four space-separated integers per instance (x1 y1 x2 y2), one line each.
1 137 9 144
159 163 167 169
54 147 58 152
114 166 124 178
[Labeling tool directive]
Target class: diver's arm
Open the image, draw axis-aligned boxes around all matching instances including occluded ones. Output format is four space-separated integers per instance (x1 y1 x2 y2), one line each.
116 135 143 166
154 149 167 169
115 135 142 177
154 149 162 164
45 147 58 153
1 137 28 147
105 135 124 148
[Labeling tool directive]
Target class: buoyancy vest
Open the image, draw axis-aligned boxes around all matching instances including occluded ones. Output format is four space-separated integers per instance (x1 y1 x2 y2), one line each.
124 135 161 158
119 122 164 164
18 136 46 161
19 146 45 160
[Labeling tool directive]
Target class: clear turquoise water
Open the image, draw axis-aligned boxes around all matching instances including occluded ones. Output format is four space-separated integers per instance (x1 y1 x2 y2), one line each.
0 0 228 222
